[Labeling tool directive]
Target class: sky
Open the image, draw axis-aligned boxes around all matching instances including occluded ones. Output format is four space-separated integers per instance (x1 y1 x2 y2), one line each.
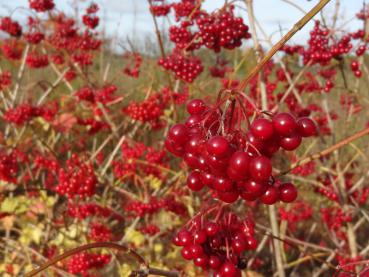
0 0 365 50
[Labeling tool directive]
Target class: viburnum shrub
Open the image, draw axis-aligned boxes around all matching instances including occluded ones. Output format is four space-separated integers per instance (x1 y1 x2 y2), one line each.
1 0 369 277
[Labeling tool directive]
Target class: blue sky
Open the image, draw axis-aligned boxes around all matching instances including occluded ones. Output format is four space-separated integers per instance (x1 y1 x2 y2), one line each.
0 0 364 49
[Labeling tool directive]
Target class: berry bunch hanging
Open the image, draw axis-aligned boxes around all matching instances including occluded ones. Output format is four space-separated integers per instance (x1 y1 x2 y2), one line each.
166 96 317 204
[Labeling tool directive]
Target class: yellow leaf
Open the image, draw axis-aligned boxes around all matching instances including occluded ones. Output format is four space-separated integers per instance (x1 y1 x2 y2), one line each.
19 224 43 245
154 243 163 254
119 264 132 276
124 228 145 247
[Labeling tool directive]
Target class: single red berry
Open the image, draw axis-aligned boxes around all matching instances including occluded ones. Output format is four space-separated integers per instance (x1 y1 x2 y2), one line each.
187 171 205 191
181 246 193 260
241 179 266 197
168 124 188 145
213 176 233 191
189 244 204 258
193 229 207 244
246 236 258 250
250 118 274 140
205 222 220 236
206 135 230 157
219 261 240 277
209 255 221 269
297 117 317 137
249 156 272 182
187 99 206 115
226 151 250 181
260 186 279 205
231 237 247 254
280 133 302 151
177 229 193 246
273 112 297 136
279 183 298 203
218 190 239 203
194 255 209 267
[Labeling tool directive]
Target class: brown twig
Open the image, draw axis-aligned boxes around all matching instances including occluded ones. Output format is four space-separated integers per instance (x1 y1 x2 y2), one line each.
280 127 369 176
25 242 148 277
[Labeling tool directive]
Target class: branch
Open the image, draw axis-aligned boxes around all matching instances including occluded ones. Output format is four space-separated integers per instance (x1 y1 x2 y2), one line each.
25 242 147 277
280 127 369 176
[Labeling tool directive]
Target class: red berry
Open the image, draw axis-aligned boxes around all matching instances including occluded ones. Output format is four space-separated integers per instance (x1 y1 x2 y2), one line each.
187 171 205 191
177 230 192 246
209 255 221 269
250 118 274 140
193 230 207 244
273 112 297 136
187 99 206 115
181 246 193 260
218 190 239 203
205 222 220 236
219 261 240 277
168 124 188 145
206 135 230 157
260 186 279 205
241 180 266 197
279 183 298 203
280 133 302 151
226 151 249 181
297 117 317 137
213 176 233 192
249 156 272 182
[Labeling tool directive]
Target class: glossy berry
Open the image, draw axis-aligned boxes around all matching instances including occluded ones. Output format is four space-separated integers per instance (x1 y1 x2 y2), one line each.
205 222 220 236
249 156 272 182
250 118 274 140
280 133 302 151
168 124 188 145
297 117 317 137
187 99 206 115
209 255 221 269
187 171 205 191
260 186 279 205
279 183 298 203
219 261 240 277
206 136 230 157
227 151 250 181
241 180 266 197
273 112 297 136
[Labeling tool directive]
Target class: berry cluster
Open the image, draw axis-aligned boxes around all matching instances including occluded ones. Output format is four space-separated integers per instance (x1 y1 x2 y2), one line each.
55 155 97 199
24 31 45 44
4 103 57 125
123 52 142 78
25 52 49 68
1 40 23 60
350 60 362 78
196 7 251 52
88 223 112 242
67 252 110 276
173 212 257 276
0 152 19 183
29 0 55 12
0 17 22 37
166 98 317 204
82 3 99 29
150 1 171 17
158 54 203 83
0 71 12 90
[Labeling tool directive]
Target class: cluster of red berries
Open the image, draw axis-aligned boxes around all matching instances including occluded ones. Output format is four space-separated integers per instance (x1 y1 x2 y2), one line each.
173 212 257 276
0 152 19 183
158 54 203 83
75 85 117 105
55 155 97 199
67 202 121 220
124 196 187 218
350 60 362 78
82 3 99 29
88 223 112 242
1 40 23 60
25 52 49 68
150 1 171 17
166 98 317 204
304 21 352 65
0 71 11 90
0 17 22 37
3 103 57 125
29 0 55 12
67 252 110 276
138 224 160 236
123 52 142 78
77 117 110 134
122 89 172 127
24 31 45 44
196 7 251 52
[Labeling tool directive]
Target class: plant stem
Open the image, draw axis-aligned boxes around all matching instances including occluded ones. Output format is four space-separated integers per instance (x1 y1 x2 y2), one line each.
238 0 331 91
280 127 369 175
25 242 147 277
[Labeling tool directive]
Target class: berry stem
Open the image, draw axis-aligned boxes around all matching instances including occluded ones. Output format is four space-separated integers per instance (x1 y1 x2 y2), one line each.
25 242 148 277
238 0 331 91
281 127 369 176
